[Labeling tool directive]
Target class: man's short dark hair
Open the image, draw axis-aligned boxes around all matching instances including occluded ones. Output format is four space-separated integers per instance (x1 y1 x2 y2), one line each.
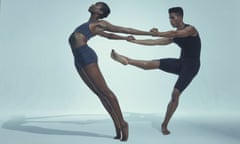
97 2 111 18
168 7 184 17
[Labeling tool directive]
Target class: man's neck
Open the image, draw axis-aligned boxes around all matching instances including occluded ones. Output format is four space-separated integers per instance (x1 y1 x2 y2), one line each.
177 22 185 30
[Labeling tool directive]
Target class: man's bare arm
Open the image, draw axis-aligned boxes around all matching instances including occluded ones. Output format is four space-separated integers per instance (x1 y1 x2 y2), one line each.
152 26 197 38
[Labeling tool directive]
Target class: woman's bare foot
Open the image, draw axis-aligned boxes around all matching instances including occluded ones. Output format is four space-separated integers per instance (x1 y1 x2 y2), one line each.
161 123 170 135
111 49 128 65
114 128 121 139
120 122 129 141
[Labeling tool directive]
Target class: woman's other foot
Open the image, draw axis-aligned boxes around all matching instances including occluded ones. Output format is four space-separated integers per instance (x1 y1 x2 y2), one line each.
114 128 121 139
120 122 129 141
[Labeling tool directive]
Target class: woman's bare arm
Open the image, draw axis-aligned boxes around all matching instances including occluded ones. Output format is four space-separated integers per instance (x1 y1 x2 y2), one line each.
129 37 173 46
96 30 134 40
97 20 153 36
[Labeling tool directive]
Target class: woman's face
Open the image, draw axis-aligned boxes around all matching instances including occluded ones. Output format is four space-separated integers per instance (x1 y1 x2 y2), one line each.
88 3 103 15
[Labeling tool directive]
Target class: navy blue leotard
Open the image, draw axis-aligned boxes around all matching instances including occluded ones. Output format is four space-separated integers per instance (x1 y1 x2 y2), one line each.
74 21 94 40
70 21 98 69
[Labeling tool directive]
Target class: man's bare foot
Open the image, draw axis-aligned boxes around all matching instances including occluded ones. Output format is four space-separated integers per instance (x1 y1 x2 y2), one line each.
161 124 170 135
111 49 128 65
120 122 129 141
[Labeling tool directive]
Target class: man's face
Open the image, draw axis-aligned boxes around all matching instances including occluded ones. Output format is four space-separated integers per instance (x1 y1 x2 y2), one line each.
169 13 182 27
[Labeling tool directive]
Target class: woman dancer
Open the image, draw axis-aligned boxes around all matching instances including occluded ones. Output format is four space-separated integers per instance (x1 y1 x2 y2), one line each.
68 2 153 141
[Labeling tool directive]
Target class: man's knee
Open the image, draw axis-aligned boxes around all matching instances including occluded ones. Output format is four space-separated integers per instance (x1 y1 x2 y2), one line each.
141 62 150 70
142 61 159 70
171 88 181 102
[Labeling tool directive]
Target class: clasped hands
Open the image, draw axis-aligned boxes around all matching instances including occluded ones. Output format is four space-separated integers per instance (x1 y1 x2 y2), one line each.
126 28 159 41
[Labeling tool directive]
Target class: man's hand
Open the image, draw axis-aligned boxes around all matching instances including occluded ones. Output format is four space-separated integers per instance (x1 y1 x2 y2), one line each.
150 28 159 36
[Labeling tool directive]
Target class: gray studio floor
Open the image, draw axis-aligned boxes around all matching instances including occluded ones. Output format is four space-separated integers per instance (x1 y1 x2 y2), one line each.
0 113 239 144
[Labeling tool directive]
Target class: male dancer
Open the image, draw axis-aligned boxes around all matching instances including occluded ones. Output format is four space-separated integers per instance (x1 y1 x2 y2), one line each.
112 7 201 135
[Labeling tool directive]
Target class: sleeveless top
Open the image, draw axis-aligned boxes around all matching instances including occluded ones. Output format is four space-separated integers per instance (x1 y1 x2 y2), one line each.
173 24 201 61
74 21 94 40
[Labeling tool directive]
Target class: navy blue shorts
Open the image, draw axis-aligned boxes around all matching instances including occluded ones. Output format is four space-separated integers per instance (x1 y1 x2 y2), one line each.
159 58 200 92
72 45 98 69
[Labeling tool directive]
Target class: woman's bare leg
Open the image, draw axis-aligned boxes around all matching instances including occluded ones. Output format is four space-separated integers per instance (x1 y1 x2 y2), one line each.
76 67 121 139
82 63 128 141
111 49 160 70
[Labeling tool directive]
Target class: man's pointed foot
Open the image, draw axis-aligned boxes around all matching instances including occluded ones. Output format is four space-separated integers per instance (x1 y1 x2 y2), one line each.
111 49 128 65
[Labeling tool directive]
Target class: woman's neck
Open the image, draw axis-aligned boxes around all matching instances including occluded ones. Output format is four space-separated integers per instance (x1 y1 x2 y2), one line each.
88 15 99 22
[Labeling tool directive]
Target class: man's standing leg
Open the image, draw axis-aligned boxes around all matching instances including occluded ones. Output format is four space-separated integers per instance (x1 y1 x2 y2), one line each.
161 88 181 135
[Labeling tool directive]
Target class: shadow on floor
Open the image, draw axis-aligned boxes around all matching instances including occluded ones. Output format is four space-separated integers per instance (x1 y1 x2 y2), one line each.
2 113 240 141
1 114 113 139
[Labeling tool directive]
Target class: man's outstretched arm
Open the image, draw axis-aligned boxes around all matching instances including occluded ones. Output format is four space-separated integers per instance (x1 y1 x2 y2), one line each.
151 26 197 38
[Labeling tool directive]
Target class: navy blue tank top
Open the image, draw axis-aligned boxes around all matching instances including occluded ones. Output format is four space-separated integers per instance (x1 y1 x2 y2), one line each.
74 21 94 40
173 24 201 61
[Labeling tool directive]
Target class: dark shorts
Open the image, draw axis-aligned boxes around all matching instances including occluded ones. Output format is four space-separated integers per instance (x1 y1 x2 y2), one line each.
72 45 98 69
159 58 200 92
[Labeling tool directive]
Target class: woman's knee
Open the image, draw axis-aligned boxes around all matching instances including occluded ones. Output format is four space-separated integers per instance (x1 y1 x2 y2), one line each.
98 87 114 98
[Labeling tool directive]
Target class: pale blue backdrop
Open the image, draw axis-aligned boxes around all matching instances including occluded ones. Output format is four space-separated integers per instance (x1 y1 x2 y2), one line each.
0 0 239 117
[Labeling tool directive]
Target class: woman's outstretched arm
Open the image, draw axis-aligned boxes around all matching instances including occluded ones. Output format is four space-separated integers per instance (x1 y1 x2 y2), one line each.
96 30 135 40
128 37 173 46
97 20 153 36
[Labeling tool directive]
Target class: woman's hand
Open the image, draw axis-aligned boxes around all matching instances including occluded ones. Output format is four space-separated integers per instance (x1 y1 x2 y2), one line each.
126 35 135 41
